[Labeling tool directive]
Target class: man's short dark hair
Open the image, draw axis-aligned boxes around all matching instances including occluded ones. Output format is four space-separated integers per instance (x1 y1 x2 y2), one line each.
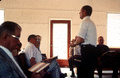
0 21 21 37
98 36 104 39
82 5 92 16
28 34 37 42
99 36 103 38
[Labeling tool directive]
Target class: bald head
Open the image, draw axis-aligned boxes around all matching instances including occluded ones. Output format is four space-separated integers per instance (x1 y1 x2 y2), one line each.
98 36 104 45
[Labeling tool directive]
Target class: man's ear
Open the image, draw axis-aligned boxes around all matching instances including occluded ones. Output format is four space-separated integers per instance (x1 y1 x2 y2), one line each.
29 38 33 42
2 33 9 40
84 10 87 15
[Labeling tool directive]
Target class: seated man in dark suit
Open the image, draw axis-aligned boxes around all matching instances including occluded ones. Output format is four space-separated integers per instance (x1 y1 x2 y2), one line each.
0 21 42 78
97 36 109 56
97 36 119 78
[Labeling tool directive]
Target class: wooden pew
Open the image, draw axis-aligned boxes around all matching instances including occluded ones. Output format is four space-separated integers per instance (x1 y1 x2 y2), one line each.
96 48 120 78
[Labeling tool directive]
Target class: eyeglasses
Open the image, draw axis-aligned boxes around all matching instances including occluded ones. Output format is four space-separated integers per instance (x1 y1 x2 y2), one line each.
11 35 20 40
8 34 20 40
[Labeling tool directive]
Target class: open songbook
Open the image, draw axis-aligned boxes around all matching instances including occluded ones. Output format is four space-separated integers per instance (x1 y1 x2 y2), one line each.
28 62 50 73
44 56 58 63
100 50 115 57
28 56 58 73
74 59 81 62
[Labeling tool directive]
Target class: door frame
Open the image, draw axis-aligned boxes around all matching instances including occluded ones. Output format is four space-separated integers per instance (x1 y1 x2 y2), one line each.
50 20 71 67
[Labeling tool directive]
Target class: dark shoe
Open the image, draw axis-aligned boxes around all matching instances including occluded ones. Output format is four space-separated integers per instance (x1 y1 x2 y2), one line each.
60 73 67 78
70 71 75 77
70 74 75 77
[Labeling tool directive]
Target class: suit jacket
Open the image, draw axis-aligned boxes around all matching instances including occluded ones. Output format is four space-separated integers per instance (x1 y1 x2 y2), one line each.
0 48 26 78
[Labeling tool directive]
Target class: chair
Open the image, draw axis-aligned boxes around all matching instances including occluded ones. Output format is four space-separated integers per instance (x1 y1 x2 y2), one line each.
18 53 32 78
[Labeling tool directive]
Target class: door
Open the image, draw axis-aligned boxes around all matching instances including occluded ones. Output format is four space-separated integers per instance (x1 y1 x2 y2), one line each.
50 20 71 67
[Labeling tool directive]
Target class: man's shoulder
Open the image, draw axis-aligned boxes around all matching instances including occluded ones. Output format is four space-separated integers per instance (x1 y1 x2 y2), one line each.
25 43 36 49
0 58 20 78
97 44 109 48
0 54 6 62
102 45 109 48
82 17 95 26
0 55 11 72
103 45 109 47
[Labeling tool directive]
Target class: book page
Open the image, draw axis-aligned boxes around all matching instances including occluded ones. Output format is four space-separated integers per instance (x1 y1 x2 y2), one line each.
28 62 50 73
36 63 50 73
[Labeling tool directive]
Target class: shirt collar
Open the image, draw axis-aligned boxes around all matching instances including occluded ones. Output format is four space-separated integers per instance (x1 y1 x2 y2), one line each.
28 42 34 45
83 16 90 20
0 45 13 57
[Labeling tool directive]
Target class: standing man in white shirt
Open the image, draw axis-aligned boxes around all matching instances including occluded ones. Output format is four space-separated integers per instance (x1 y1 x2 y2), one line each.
70 5 97 78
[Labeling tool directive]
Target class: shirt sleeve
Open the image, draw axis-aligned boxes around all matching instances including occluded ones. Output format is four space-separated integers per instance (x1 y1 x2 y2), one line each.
28 45 34 59
32 45 37 58
78 21 88 39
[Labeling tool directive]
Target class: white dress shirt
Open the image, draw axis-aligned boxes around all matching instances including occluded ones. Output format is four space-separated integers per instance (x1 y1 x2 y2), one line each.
78 16 97 46
24 42 42 67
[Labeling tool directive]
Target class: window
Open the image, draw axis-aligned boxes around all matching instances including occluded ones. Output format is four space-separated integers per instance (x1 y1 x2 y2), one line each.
107 13 120 48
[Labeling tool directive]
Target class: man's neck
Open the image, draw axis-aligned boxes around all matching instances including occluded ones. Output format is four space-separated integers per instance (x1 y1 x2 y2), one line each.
99 44 104 45
83 15 89 18
82 16 86 19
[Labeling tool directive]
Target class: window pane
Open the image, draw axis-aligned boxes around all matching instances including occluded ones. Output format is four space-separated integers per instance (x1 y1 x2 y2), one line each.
107 13 120 48
53 23 68 59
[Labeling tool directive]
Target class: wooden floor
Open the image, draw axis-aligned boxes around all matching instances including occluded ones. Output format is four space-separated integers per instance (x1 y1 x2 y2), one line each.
60 67 120 78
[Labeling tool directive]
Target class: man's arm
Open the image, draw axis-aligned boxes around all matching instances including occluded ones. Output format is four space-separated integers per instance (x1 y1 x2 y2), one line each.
75 37 84 45
30 57 36 66
70 37 84 47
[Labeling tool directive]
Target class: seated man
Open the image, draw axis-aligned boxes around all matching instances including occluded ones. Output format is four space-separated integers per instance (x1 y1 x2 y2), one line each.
97 36 119 78
0 21 42 78
24 34 67 78
36 35 47 60
97 36 109 56
68 36 81 77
